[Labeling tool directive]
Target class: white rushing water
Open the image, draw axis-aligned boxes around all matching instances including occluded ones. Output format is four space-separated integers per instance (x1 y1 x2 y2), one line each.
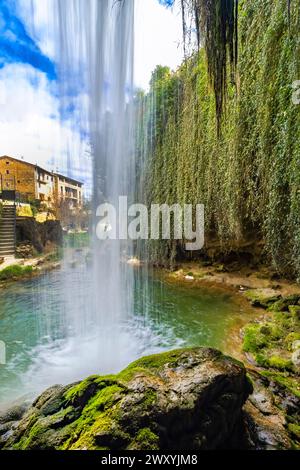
53 0 137 367
7 0 145 394
0 1 176 408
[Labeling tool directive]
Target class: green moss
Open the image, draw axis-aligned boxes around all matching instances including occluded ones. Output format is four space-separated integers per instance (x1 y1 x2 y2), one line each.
143 389 157 406
55 377 128 449
244 290 281 308
118 349 189 382
15 421 45 449
65 375 100 404
268 355 294 371
254 353 268 367
242 300 299 375
61 381 157 450
243 324 269 353
12 413 40 450
284 332 300 351
260 370 300 398
133 428 160 450
83 385 123 414
288 305 300 321
57 353 180 449
288 423 300 441
67 415 114 450
268 296 300 312
0 265 33 281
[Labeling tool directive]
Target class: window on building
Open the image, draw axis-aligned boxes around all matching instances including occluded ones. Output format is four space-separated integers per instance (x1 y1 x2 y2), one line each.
6 161 9 165
6 170 9 175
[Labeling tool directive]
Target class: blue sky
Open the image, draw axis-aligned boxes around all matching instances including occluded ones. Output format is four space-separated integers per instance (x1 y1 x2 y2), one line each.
0 0 182 192
0 0 56 79
159 0 175 5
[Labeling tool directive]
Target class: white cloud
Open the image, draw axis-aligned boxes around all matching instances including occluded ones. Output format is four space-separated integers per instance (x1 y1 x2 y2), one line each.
0 63 91 190
134 0 183 89
17 0 56 60
0 0 183 196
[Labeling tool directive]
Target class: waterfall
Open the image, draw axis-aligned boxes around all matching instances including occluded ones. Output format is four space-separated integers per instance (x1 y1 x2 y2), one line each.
52 0 136 365
2 0 169 402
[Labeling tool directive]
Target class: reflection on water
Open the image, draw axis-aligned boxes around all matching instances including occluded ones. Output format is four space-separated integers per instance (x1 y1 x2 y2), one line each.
0 257 250 408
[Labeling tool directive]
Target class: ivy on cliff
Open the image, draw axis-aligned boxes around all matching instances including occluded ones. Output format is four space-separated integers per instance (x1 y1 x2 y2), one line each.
137 0 300 277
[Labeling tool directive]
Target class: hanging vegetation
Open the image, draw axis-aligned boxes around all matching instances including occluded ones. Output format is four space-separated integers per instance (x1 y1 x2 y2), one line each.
137 0 300 278
180 0 239 133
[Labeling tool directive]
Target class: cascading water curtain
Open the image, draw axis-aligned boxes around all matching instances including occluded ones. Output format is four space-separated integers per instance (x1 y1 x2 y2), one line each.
54 0 136 368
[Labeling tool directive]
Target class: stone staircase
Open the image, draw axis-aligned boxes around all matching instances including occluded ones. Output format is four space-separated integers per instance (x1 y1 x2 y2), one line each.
0 205 16 257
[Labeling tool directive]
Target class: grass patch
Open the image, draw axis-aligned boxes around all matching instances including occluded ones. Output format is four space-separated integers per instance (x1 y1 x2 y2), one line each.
0 264 33 281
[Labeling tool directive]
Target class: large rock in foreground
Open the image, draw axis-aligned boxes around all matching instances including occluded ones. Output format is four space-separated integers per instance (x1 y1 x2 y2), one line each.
2 348 252 450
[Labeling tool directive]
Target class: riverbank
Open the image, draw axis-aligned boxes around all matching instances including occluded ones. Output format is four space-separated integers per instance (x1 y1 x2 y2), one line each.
162 261 300 297
159 261 300 446
160 261 300 362
0 252 61 289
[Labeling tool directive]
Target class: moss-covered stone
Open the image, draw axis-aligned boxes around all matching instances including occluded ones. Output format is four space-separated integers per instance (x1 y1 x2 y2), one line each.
260 370 300 399
244 290 282 309
267 356 294 371
2 348 252 451
268 295 300 313
288 423 300 441
130 428 160 450
243 302 300 375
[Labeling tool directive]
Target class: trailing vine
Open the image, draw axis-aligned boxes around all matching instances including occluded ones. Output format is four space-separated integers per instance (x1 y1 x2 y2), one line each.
179 0 238 133
137 0 300 278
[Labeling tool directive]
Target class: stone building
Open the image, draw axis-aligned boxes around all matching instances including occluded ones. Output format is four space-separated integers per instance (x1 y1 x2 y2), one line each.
0 155 83 207
55 173 83 209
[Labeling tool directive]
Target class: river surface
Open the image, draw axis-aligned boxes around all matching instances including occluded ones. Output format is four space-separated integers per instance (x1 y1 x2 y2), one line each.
0 256 252 408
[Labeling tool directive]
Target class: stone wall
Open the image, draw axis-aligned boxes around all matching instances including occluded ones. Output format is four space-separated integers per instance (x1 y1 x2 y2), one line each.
0 156 36 200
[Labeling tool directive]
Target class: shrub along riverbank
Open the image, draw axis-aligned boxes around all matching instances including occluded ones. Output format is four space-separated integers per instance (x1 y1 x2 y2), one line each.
0 265 33 282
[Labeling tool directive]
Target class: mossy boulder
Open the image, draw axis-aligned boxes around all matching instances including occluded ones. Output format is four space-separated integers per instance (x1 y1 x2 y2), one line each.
268 295 300 313
244 290 282 309
243 307 300 375
1 348 253 450
242 306 300 446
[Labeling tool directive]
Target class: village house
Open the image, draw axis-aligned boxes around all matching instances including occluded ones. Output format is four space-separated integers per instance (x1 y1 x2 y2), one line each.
0 155 83 208
55 173 83 209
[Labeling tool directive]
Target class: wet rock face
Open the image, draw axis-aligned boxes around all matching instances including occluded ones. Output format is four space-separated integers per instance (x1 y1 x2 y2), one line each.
16 219 62 253
1 348 253 450
243 371 293 450
0 402 30 448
